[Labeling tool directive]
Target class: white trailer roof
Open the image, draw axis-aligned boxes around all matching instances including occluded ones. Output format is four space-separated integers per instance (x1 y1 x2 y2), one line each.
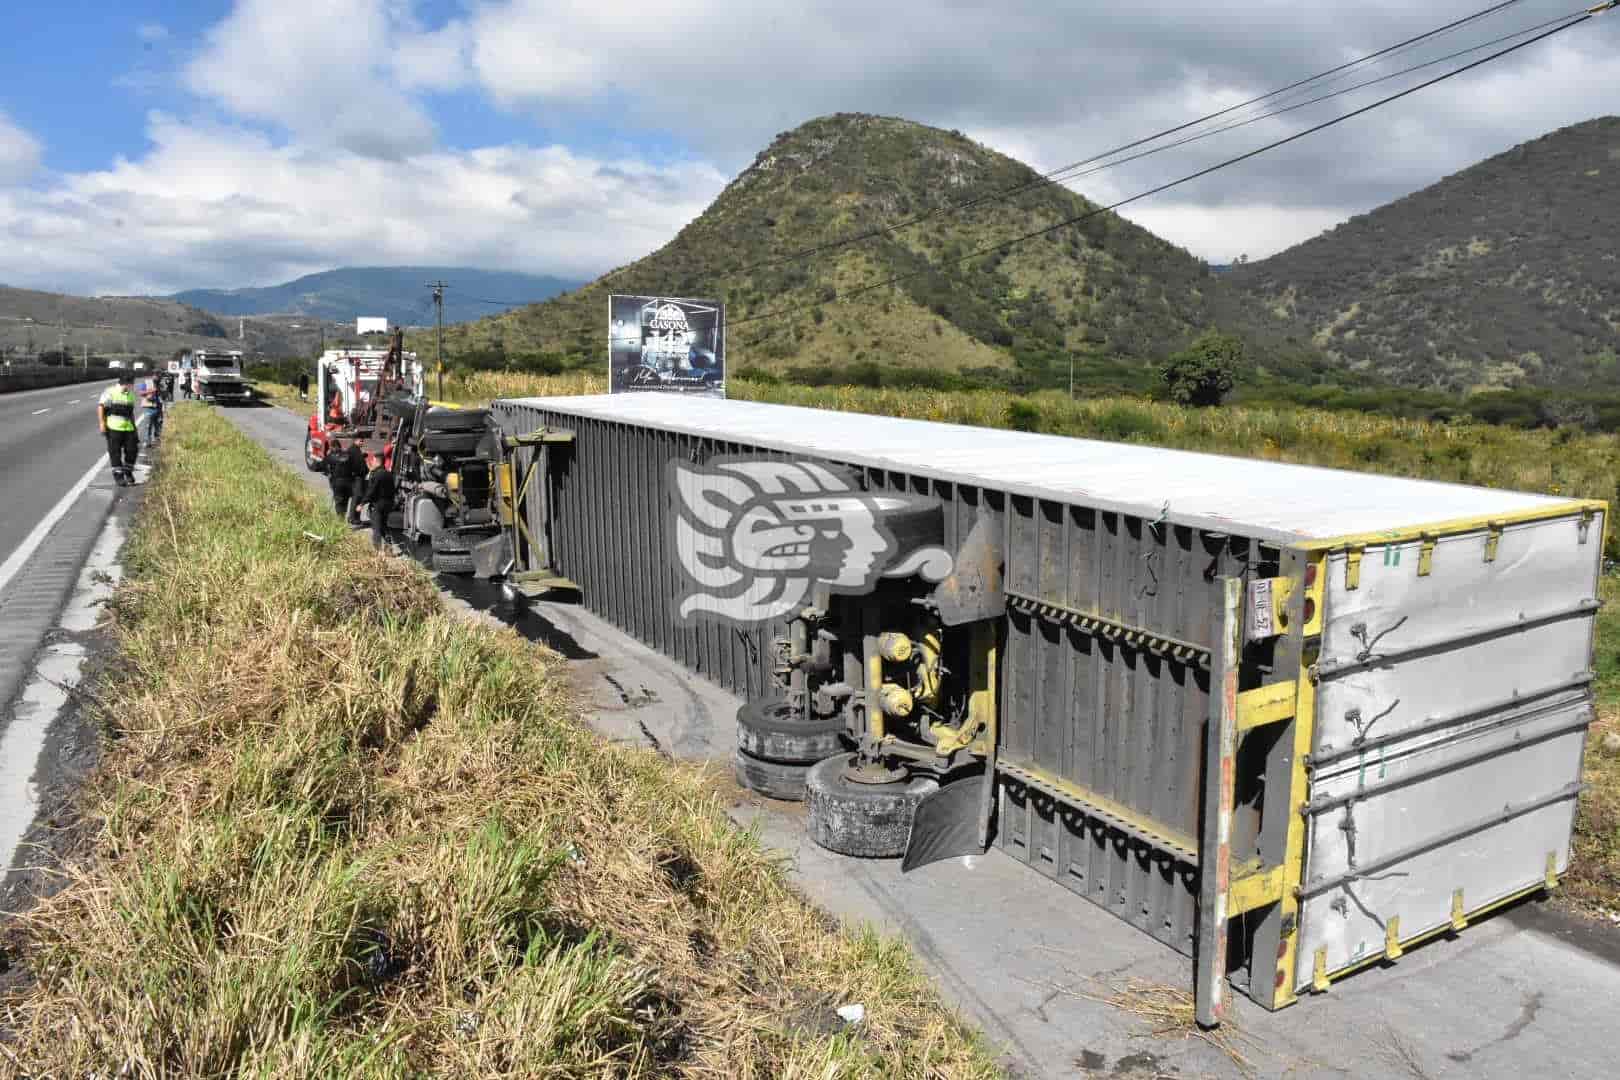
505 394 1583 543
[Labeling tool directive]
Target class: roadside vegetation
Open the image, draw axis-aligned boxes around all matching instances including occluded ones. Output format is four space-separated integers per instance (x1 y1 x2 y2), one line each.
254 369 1620 914
0 404 996 1076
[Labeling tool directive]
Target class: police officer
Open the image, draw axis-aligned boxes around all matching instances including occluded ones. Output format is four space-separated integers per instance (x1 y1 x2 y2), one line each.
355 452 396 550
98 372 141 486
343 439 368 526
326 439 356 520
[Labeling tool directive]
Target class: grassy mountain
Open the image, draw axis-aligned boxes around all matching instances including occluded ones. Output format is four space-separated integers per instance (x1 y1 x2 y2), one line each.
422 113 1328 390
169 267 582 327
1230 117 1620 392
0 284 335 360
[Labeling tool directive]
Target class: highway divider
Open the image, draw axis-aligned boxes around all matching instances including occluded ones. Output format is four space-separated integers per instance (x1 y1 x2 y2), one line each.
0 403 995 1075
0 367 121 394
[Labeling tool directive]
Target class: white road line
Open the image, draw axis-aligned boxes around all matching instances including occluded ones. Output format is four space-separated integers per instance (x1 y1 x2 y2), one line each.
0 456 107 595
31 408 49 415
68 399 82 404
0 419 146 596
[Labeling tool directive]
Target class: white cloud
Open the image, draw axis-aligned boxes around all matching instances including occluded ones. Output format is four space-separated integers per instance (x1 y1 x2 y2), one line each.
0 111 42 185
184 0 440 157
0 113 726 296
455 0 1618 259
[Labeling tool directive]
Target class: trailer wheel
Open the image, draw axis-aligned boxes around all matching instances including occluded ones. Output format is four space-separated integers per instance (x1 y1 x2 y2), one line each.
304 434 322 472
805 754 938 858
431 548 475 574
736 697 846 764
733 749 812 802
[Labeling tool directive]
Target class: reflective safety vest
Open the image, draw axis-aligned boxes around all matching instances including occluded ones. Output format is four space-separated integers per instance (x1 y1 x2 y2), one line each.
100 385 137 432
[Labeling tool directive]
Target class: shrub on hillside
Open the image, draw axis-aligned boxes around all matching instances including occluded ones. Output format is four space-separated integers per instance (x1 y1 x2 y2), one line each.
1161 330 1242 406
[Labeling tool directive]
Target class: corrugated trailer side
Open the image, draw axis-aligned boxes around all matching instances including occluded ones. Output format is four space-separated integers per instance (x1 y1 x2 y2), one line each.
483 394 1604 1024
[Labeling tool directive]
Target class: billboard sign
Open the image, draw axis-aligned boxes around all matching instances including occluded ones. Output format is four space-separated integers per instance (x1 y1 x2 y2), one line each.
357 316 389 335
608 294 724 397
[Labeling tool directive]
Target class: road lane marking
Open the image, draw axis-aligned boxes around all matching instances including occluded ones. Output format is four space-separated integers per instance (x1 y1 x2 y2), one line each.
32 408 49 415
68 399 82 404
0 450 111 597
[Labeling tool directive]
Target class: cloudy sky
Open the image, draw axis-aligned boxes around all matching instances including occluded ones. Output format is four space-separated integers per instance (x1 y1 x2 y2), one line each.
0 0 1613 297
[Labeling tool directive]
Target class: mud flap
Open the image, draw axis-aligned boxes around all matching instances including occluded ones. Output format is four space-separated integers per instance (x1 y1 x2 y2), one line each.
470 532 512 579
901 775 987 872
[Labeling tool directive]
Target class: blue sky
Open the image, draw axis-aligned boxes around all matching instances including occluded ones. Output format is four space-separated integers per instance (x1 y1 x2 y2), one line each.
0 1 1613 296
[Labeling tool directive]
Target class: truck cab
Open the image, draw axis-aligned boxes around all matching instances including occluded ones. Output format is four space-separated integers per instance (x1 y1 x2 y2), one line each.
189 349 251 405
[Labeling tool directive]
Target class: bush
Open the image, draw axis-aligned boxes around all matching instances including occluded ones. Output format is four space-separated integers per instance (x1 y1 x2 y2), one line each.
1161 330 1242 406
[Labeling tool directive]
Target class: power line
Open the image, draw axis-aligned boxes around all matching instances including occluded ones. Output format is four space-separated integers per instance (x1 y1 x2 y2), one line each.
728 12 1597 337
724 0 1535 277
1040 6 1592 196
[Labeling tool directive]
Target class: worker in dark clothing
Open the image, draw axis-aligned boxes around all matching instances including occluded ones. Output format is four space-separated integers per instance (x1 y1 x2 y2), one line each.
356 453 396 550
326 439 357 521
343 440 368 525
98 371 140 486
298 370 311 402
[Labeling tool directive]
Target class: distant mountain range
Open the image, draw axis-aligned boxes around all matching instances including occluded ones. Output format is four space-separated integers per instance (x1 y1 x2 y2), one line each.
166 267 584 327
1230 117 1620 391
0 284 334 359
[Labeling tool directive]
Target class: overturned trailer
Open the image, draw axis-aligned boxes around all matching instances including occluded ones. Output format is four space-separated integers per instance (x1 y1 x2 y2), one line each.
477 393 1604 1024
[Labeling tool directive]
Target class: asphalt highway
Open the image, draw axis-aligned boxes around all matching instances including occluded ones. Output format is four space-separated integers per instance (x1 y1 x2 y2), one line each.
0 381 117 569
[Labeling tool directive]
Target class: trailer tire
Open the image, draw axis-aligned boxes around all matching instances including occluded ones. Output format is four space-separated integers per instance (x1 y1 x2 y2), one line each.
736 697 845 764
422 407 490 433
304 434 322 472
805 754 938 858
733 749 811 802
431 548 475 574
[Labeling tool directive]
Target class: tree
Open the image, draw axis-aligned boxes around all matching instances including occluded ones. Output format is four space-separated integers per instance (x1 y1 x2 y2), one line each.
1161 330 1242 406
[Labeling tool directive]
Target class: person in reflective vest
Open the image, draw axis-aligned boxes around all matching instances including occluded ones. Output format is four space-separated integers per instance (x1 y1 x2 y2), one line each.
98 372 140 486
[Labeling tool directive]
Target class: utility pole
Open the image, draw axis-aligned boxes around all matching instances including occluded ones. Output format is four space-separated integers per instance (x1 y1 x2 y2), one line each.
427 281 447 400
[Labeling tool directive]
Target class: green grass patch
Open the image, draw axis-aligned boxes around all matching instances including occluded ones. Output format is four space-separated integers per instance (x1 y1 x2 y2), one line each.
1 403 997 1076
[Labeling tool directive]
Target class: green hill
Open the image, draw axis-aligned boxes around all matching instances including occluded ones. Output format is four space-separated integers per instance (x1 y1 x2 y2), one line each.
1230 117 1620 392
169 267 581 327
421 113 1329 391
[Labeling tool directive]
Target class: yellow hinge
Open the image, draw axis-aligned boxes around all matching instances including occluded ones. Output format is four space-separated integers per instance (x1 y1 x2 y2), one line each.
1579 508 1596 544
1483 522 1503 563
1384 916 1403 961
1227 864 1286 916
1345 547 1363 591
1417 533 1437 577
1312 948 1330 992
1545 852 1559 890
1450 889 1468 931
1236 681 1297 733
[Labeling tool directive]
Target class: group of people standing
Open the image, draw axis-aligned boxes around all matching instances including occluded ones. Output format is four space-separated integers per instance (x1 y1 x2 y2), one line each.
324 438 396 549
96 370 167 486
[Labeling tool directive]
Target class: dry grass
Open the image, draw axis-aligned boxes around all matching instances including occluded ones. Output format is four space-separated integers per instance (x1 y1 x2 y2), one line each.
0 404 997 1077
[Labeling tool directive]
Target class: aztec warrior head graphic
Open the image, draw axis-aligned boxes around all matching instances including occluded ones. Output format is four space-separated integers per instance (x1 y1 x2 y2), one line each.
670 458 954 624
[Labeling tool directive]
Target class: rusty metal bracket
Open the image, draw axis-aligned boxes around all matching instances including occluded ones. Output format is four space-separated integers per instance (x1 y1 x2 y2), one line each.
1484 522 1504 563
931 513 1005 626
